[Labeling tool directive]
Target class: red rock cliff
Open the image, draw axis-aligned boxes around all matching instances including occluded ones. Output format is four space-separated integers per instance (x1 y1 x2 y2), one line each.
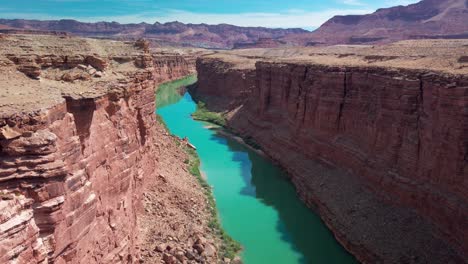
194 57 468 263
0 35 193 263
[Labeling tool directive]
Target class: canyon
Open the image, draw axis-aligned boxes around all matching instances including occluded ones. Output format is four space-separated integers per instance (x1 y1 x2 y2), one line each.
191 40 468 263
0 34 222 263
0 29 467 264
1 1 467 263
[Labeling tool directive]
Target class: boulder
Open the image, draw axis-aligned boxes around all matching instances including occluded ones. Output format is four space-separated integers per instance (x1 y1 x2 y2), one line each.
232 256 242 264
87 68 97 75
155 243 167 252
195 235 207 245
192 243 204 254
185 250 195 260
162 253 177 264
203 244 216 257
174 250 185 261
0 126 22 140
61 71 91 83
85 55 108 71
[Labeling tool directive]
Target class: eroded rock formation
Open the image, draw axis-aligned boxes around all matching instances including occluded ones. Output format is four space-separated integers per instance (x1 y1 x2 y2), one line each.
192 46 468 263
0 35 198 263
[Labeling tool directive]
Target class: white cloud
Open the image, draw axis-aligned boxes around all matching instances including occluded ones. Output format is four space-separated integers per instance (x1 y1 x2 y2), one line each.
0 8 374 29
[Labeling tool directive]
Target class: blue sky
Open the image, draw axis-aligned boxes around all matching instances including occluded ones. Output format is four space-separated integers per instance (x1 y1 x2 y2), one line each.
0 0 420 29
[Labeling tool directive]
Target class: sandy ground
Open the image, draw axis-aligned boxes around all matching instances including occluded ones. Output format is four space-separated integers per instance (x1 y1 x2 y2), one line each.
1 35 466 118
203 39 468 74
0 34 145 116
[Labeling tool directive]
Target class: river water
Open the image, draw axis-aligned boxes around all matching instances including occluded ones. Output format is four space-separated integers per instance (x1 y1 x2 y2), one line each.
156 79 357 264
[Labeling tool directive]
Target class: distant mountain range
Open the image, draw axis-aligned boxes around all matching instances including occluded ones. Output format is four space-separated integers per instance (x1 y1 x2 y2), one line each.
0 0 467 48
0 19 307 49
284 0 468 45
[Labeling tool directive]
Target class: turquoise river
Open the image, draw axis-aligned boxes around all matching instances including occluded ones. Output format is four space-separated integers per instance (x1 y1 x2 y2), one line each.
156 78 358 264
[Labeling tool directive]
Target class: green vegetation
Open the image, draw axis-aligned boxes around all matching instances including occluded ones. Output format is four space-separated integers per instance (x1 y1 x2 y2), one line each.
192 101 227 127
192 100 263 151
155 114 169 131
191 98 263 152
156 74 226 127
156 74 197 108
184 146 242 259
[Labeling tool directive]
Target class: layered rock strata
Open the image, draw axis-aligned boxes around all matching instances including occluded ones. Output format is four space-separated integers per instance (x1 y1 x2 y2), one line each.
193 52 468 263
0 34 198 263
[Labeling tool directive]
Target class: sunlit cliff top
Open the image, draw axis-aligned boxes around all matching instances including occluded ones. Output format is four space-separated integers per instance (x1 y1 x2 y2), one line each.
203 39 468 75
0 34 149 116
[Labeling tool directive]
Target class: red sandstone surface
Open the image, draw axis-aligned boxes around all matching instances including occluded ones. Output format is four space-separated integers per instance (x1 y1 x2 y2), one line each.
191 41 468 263
0 34 221 263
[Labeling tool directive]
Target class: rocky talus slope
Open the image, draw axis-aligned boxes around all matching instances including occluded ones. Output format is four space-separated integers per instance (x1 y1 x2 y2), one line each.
0 34 219 263
191 40 468 263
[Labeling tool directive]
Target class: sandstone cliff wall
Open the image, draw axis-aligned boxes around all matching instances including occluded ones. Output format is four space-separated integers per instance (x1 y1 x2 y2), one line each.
193 59 255 111
194 58 468 263
0 49 193 263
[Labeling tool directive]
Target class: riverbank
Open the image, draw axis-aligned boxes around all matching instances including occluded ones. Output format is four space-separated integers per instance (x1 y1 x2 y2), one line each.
150 76 242 263
138 120 223 264
190 100 263 155
192 101 227 127
183 144 242 260
215 129 266 158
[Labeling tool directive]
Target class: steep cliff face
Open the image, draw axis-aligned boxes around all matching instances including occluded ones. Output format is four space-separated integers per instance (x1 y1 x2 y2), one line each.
193 59 255 111
0 73 157 264
194 57 468 263
0 35 195 263
152 53 195 83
